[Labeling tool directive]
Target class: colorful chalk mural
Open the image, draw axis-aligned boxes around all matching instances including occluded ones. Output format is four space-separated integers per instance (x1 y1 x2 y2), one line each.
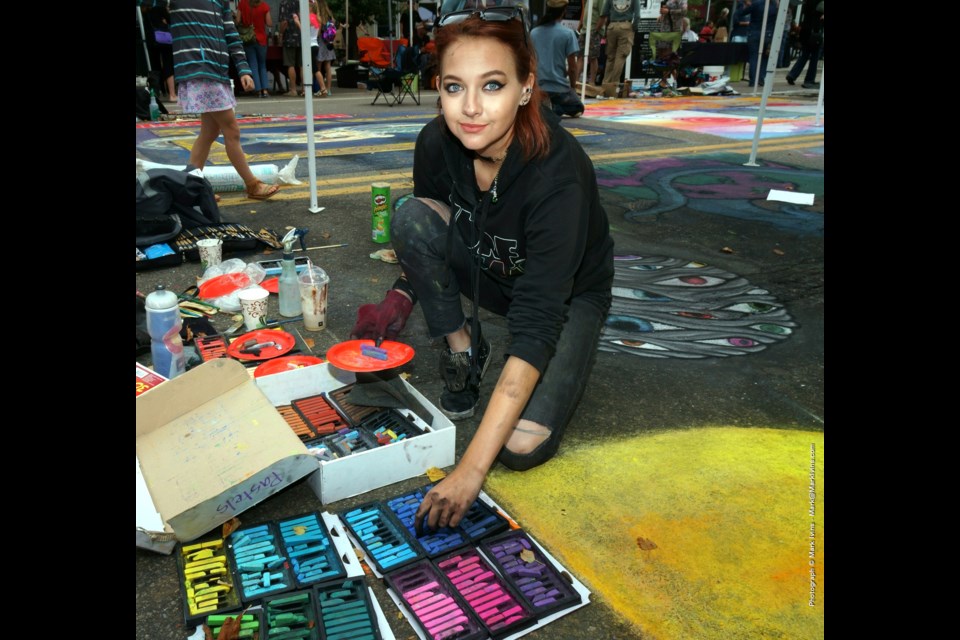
597 155 824 235
601 255 796 358
583 97 824 140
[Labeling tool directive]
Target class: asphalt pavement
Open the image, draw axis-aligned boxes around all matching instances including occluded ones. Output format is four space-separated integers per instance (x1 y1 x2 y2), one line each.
136 65 824 639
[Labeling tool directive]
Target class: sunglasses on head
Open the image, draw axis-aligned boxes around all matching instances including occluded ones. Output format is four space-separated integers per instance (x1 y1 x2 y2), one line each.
437 6 529 47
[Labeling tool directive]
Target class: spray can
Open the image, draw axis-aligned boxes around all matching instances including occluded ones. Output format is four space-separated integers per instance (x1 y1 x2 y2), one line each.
145 285 186 379
371 182 391 243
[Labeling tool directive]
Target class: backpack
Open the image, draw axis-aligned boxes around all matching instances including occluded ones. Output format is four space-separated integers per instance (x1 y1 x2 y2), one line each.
321 19 336 44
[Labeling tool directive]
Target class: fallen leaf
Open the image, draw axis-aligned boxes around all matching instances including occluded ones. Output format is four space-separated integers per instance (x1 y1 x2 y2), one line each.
519 549 536 563
321 232 331 239
721 246 735 254
400 372 411 380
293 525 308 535
354 548 366 560
304 337 315 349
249 209 256 214
773 248 785 255
636 536 658 551
426 467 448 482
221 518 242 538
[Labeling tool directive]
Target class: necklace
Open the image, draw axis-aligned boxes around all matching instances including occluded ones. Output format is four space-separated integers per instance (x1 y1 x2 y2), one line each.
491 159 506 203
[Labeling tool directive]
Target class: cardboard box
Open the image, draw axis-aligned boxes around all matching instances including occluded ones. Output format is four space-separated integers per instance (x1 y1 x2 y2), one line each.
136 362 168 397
136 359 318 545
255 362 456 504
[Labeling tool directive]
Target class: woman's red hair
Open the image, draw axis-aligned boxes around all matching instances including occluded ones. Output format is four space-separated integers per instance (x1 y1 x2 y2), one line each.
434 15 551 161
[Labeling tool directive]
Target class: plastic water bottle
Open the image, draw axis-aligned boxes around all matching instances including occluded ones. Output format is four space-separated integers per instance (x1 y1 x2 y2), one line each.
149 89 161 121
145 285 186 379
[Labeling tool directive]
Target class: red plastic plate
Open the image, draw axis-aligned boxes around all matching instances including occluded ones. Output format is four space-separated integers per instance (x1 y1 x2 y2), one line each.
198 273 251 299
254 355 325 378
225 329 296 361
325 340 415 372
260 277 279 294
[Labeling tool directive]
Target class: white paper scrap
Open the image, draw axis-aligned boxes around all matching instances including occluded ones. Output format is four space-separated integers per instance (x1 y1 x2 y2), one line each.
767 189 815 205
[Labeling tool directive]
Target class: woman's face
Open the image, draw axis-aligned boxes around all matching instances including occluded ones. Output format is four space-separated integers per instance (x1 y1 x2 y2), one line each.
439 36 534 160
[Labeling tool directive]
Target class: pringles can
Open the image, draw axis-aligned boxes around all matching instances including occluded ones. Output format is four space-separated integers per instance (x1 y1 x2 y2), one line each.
371 182 391 243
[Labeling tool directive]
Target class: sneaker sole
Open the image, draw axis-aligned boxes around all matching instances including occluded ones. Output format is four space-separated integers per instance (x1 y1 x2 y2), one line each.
438 403 477 421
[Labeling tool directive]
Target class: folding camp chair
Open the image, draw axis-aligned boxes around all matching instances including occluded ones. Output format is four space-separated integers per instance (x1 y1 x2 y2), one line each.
394 43 422 105
357 37 409 106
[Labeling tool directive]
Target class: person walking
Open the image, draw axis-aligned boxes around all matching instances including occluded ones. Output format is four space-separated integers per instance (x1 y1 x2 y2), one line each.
166 0 279 199
531 0 584 118
734 0 778 86
349 5 614 530
785 0 823 89
596 0 640 94
237 0 273 98
279 0 305 96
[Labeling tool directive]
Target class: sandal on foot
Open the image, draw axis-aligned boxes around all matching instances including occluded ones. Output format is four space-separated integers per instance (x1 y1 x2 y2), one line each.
245 181 280 200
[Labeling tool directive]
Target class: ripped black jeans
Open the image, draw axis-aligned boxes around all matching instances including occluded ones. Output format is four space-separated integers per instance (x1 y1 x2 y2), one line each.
391 196 611 433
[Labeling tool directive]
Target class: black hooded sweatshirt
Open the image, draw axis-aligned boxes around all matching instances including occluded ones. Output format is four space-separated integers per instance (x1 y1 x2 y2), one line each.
412 107 614 375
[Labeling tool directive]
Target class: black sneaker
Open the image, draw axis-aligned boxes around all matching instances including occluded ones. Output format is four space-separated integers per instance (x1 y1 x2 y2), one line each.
438 328 491 420
786 76 796 85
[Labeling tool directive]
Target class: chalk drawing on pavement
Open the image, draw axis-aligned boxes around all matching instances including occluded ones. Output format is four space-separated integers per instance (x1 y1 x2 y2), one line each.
600 255 796 358
597 156 824 234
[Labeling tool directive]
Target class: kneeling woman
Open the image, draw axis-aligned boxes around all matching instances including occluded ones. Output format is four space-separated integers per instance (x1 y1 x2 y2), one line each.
351 6 614 531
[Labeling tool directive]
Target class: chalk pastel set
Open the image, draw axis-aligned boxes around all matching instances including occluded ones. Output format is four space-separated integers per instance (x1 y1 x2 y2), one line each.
477 530 583 620
260 590 321 640
385 485 509 558
314 577 385 640
433 547 537 638
341 501 426 574
383 559 487 640
277 511 349 589
225 522 297 604
176 534 243 625
202 611 263 639
277 386 429 463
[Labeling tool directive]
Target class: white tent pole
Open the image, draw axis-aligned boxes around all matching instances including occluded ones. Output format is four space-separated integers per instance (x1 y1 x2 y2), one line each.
299 0 321 211
752 0 771 95
409 2 414 47
388 1 394 54
346 1 350 61
137 6 153 73
744 0 789 166
814 66 823 126
580 0 594 101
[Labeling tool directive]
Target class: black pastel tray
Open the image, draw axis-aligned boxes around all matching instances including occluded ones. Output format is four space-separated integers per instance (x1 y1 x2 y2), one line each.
314 577 384 640
433 546 537 639
175 533 243 626
340 501 425 574
478 529 583 620
277 511 349 589
384 559 486 640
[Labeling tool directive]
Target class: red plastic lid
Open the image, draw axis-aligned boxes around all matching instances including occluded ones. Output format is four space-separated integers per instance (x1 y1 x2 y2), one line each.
225 329 296 361
325 340 415 372
254 355 325 377
198 272 251 299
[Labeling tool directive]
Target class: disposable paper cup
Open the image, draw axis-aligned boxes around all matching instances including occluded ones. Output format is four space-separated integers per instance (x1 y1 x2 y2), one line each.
196 238 223 270
298 266 330 332
238 287 270 330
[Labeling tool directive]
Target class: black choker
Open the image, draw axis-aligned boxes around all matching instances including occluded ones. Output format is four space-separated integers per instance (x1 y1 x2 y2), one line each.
476 149 508 163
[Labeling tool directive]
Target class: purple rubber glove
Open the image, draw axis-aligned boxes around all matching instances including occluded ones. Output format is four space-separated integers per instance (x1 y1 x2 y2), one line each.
350 289 414 343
